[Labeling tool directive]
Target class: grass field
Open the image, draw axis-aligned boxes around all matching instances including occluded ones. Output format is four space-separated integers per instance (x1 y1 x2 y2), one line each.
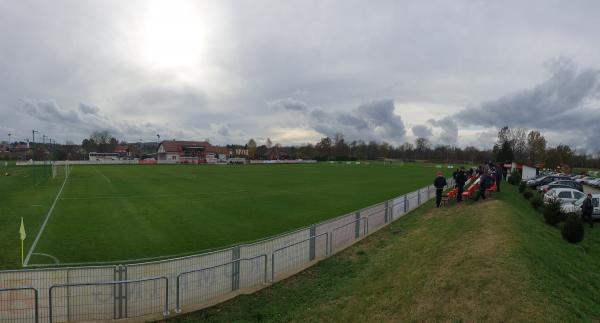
0 161 449 269
170 183 600 322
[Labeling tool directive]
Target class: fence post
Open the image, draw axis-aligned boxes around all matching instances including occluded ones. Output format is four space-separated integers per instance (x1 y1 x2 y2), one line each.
404 195 409 212
354 211 361 239
418 189 421 205
49 287 54 323
384 201 389 223
231 246 240 291
113 265 127 319
34 288 39 323
309 225 316 261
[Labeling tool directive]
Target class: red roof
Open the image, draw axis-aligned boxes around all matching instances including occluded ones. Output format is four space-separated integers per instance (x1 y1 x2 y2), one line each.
159 141 211 153
206 146 230 155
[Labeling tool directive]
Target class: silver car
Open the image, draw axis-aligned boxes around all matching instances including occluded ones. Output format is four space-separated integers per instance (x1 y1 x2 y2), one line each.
544 188 586 205
562 194 600 218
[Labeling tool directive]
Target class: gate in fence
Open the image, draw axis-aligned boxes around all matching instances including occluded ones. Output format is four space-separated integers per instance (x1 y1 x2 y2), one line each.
0 181 448 322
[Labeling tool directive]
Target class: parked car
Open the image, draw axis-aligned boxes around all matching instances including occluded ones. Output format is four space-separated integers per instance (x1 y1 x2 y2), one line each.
544 188 587 205
562 194 600 218
524 174 544 185
539 180 584 192
530 175 571 188
589 178 600 187
583 177 598 185
576 176 593 183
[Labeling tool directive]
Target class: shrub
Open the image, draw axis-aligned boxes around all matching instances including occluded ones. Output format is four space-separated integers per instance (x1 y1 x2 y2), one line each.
518 182 527 193
543 198 566 225
562 213 584 243
530 196 543 209
508 169 522 185
523 190 533 200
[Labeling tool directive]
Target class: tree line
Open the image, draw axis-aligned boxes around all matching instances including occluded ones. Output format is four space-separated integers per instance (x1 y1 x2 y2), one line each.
5 128 600 170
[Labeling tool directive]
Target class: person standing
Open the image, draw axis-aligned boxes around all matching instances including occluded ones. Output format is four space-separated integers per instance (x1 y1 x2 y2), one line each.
452 169 458 188
434 171 447 208
582 194 594 228
474 172 490 201
494 165 502 192
456 167 468 202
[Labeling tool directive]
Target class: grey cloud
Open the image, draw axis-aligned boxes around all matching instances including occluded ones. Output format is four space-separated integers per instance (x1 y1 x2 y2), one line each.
17 99 167 142
337 112 369 130
428 117 458 145
217 125 230 137
303 99 406 142
357 99 406 139
78 103 100 115
20 99 81 124
4 1 600 149
453 60 600 149
269 98 309 112
412 124 433 138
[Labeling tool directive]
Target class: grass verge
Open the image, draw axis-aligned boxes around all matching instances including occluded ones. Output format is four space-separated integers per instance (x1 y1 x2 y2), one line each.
167 185 600 322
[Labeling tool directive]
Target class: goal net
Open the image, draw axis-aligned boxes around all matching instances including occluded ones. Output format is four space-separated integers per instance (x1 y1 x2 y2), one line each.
64 163 72 179
383 158 404 166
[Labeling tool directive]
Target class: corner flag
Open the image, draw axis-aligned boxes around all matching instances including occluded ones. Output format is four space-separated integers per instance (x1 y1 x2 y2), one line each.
20 218 26 266
20 217 26 240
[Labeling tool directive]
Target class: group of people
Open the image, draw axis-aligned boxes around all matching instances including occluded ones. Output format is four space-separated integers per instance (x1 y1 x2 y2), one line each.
434 162 507 208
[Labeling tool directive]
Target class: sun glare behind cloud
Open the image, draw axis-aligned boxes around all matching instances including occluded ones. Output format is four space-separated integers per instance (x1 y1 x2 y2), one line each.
138 1 206 69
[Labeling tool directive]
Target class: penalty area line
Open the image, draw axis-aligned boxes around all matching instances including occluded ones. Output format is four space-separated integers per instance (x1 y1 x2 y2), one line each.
23 174 68 266
28 253 60 265
94 166 111 183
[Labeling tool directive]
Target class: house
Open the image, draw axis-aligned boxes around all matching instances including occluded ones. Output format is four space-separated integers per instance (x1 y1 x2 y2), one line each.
157 141 233 163
114 145 131 159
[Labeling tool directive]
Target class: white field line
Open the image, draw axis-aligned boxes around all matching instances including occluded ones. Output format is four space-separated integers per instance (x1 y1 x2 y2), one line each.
94 166 111 183
31 252 60 264
23 174 68 266
58 189 250 200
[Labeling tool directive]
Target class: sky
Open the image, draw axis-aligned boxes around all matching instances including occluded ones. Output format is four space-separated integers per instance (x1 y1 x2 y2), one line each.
1 0 600 151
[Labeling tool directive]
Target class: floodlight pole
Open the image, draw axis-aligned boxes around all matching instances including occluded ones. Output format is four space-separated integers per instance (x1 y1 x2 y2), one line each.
42 135 46 163
156 134 160 161
7 133 11 161
32 130 38 185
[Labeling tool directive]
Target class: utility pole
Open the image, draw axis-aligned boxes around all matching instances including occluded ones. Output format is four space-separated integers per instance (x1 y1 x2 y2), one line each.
7 133 11 161
42 135 46 163
156 134 160 161
32 130 38 185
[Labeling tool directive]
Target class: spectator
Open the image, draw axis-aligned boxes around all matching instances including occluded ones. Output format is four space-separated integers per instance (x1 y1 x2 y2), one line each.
474 172 491 201
494 165 502 192
433 171 447 208
455 167 468 202
582 193 594 228
452 169 458 187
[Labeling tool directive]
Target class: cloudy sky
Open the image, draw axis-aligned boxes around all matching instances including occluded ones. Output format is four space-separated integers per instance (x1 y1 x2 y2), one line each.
1 0 599 150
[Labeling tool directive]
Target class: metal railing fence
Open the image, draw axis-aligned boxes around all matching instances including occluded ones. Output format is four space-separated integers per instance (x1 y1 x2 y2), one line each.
175 254 267 313
48 277 168 323
0 287 39 323
1 180 449 322
271 233 329 282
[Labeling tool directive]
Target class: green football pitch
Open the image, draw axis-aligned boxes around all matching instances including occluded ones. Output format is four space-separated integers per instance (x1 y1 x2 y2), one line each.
0 162 451 269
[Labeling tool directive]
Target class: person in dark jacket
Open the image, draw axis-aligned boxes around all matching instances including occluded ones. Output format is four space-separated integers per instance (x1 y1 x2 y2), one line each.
582 194 594 228
455 167 468 202
452 169 458 188
494 165 502 192
433 171 447 208
474 172 490 201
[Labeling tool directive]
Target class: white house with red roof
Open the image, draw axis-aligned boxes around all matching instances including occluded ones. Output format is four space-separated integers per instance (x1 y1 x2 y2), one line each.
157 140 233 163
